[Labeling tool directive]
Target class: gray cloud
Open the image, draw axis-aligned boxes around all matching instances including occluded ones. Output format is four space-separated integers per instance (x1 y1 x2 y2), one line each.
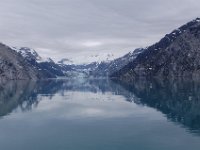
0 0 200 62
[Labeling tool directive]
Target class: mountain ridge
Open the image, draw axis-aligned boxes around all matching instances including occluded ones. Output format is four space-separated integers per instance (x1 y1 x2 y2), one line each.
2 18 200 80
0 43 47 80
111 18 200 80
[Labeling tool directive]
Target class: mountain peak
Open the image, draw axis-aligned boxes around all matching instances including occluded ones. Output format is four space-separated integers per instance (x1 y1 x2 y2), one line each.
11 47 41 61
111 18 200 79
11 46 55 63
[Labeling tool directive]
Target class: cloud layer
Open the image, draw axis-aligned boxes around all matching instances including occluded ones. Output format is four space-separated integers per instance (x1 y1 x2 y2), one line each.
0 0 200 62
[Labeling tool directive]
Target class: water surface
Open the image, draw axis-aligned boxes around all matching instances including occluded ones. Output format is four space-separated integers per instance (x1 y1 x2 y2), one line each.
0 78 200 150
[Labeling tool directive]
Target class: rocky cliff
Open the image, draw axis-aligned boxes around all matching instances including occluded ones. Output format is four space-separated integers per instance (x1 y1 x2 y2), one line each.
111 18 200 80
0 43 45 80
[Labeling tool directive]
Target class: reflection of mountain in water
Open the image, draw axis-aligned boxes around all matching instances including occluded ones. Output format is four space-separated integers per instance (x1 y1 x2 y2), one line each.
0 80 37 117
0 80 65 117
113 78 200 135
0 79 138 118
1 78 200 135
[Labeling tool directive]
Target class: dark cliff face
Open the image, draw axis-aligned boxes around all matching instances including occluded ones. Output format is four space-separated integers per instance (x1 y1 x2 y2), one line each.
112 78 200 134
0 43 46 80
111 18 200 80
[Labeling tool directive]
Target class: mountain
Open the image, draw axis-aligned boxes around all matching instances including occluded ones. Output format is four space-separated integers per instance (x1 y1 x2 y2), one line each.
2 42 143 79
57 53 117 77
58 53 117 65
12 47 65 77
112 77 200 134
11 47 43 62
57 49 144 78
0 43 46 80
111 18 200 80
57 61 98 78
90 48 145 77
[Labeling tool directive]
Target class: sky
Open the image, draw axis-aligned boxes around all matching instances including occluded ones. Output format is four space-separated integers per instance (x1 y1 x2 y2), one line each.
0 0 200 63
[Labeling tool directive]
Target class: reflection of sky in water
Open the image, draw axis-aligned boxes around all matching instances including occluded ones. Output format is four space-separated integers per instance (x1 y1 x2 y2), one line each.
10 91 163 121
1 79 200 150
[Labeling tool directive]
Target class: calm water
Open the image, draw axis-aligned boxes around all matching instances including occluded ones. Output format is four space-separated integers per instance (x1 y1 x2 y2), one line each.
0 78 200 150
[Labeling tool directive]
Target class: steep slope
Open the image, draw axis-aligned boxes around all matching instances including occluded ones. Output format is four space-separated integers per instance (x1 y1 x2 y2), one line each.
90 48 144 77
57 49 144 78
111 18 200 80
11 47 42 62
12 47 65 77
0 43 44 80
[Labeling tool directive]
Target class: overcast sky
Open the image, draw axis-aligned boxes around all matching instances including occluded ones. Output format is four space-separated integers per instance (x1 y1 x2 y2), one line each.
0 0 200 62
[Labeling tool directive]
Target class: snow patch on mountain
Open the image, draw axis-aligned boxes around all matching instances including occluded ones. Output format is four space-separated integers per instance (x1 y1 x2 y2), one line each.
11 47 54 63
58 52 121 65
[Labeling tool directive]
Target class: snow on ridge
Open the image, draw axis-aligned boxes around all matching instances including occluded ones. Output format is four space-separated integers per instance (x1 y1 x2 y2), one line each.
11 45 141 66
12 47 37 57
58 53 119 65
11 46 54 63
11 46 38 57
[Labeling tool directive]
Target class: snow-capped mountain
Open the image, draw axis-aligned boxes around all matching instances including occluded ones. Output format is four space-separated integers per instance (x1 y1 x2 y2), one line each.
9 45 145 78
56 49 145 78
0 43 50 79
2 18 200 80
56 52 121 77
89 48 145 77
11 47 54 63
58 53 118 65
11 47 65 77
12 47 41 60
111 18 200 80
